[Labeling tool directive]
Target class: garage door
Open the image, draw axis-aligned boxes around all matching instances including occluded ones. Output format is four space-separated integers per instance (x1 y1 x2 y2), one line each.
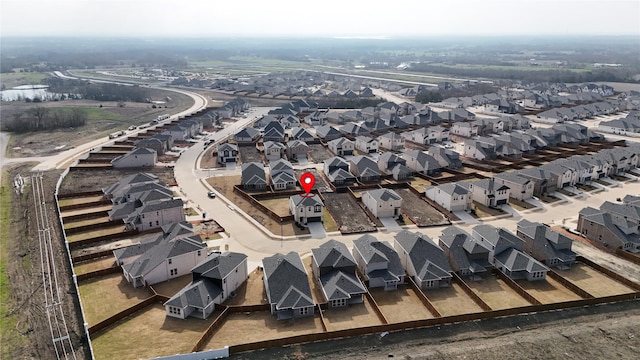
307 216 322 223
496 199 507 205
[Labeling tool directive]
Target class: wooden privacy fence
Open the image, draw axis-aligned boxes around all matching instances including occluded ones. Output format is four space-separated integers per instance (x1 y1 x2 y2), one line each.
58 190 104 199
76 266 120 282
68 229 139 250
88 295 161 337
64 219 124 235
59 199 111 212
72 250 115 263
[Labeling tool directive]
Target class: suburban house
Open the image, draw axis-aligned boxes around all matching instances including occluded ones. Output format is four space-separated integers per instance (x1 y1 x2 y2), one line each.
311 240 367 308
349 155 381 183
269 159 296 190
517 167 558 197
234 127 261 143
403 126 450 144
304 111 327 126
378 152 412 181
291 127 315 142
120 230 206 288
378 132 405 151
516 219 576 269
463 140 498 160
121 197 186 232
427 147 463 169
463 178 511 207
217 143 239 164
103 172 159 200
578 206 640 253
324 156 356 186
394 230 452 289
471 224 549 281
113 221 194 266
164 251 248 319
340 122 369 136
286 140 309 162
263 141 285 162
327 137 355 157
362 188 403 219
439 226 491 279
492 172 534 201
289 194 324 227
263 121 286 142
450 122 480 138
111 147 157 169
425 183 472 212
352 235 405 291
262 252 315 320
401 150 442 176
162 124 190 141
315 125 342 142
540 162 577 189
355 136 379 154
241 162 267 191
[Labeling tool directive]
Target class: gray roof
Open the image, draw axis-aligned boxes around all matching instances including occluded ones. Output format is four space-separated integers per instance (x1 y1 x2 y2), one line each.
600 201 640 222
191 251 248 281
470 178 510 192
262 252 314 310
439 226 490 274
312 240 357 270
350 156 380 177
103 172 159 197
365 188 402 202
353 235 404 279
312 240 366 301
122 235 205 279
319 270 366 301
290 194 324 208
218 143 238 152
327 168 355 183
395 230 452 281
437 183 469 196
164 279 220 309
241 162 267 185
493 171 531 186
472 224 524 251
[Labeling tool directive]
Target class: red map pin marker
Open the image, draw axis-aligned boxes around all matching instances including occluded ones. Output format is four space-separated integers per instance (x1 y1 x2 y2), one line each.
300 172 315 195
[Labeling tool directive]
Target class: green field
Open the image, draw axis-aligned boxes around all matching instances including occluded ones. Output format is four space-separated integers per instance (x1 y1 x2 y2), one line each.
0 71 50 88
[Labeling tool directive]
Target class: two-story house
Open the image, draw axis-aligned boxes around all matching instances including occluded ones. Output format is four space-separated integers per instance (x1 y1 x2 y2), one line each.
439 226 491 279
425 183 472 212
217 143 239 164
289 194 324 227
516 219 576 269
362 188 403 219
263 252 315 320
394 230 452 289
352 235 405 291
492 172 534 201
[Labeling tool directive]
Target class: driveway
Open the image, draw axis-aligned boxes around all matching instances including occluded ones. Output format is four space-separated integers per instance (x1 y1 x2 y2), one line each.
379 217 402 232
307 222 327 239
453 211 479 224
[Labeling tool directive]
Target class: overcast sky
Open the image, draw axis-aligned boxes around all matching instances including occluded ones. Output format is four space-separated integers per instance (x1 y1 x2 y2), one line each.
2 0 639 37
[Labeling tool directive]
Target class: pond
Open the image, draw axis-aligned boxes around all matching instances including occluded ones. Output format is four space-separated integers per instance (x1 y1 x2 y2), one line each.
0 85 72 101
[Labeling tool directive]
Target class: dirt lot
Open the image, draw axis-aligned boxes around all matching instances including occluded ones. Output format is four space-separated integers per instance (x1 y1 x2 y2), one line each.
58 195 104 206
205 311 325 349
369 285 434 323
308 144 332 163
66 224 126 243
207 175 309 236
59 167 176 195
77 273 151 325
423 282 484 316
466 275 532 310
321 296 383 332
60 204 112 218
1 165 89 360
149 274 193 298
239 144 263 164
322 192 376 234
91 304 213 360
294 168 331 192
63 216 111 230
259 197 292 217
73 257 116 275
224 268 267 306
394 188 449 227
3 90 194 157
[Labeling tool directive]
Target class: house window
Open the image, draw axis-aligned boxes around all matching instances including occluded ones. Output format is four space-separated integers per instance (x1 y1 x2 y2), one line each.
314 205 321 213
425 280 434 288
299 307 310 315
156 220 159 226
168 258 172 264
149 222 153 227
197 250 201 256
300 208 304 213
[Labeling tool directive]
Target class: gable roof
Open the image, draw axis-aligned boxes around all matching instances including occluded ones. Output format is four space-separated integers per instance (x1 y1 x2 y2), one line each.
241 162 267 185
122 235 205 280
353 235 404 277
262 252 313 310
365 188 402 202
312 240 357 270
395 230 452 281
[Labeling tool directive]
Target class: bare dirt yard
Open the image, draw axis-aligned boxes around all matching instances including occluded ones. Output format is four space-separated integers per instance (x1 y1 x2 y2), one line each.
73 257 116 276
239 144 263 164
3 90 194 157
369 285 434 323
91 304 213 360
321 192 376 234
466 275 532 310
516 277 582 304
394 188 449 226
308 144 332 163
559 263 635 297
321 296 383 332
423 282 484 316
224 268 267 306
59 167 176 195
294 168 332 192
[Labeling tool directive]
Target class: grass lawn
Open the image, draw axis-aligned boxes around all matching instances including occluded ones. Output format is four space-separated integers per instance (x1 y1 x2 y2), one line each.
467 276 532 310
78 273 151 325
539 194 561 203
323 210 339 232
508 197 536 211
472 202 506 218
224 268 267 306
63 216 111 230
185 207 199 217
0 171 26 357
515 277 582 304
91 304 213 360
259 197 291 217
594 178 613 186
322 296 382 331
0 71 50 88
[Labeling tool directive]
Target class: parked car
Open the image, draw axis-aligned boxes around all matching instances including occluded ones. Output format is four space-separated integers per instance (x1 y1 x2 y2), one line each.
128 125 137 131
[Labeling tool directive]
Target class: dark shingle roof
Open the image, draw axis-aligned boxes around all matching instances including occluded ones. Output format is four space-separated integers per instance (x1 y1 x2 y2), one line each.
262 252 313 310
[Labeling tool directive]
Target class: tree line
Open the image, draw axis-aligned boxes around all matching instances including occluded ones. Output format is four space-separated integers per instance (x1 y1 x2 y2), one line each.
3 107 87 133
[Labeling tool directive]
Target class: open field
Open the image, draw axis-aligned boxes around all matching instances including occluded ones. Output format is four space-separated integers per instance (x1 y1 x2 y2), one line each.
0 71 50 88
239 145 263 164
78 273 151 325
73 257 116 275
466 276 532 310
224 268 267 306
395 188 448 226
322 296 383 331
560 263 635 297
91 304 213 360
516 277 582 304
205 311 325 349
66 224 126 243
370 285 434 323
322 192 376 234
207 175 309 236
3 89 193 157
423 282 484 316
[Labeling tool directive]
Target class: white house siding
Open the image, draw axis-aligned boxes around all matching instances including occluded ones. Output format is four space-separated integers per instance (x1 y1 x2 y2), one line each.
494 179 534 201
425 187 471 212
143 249 205 286
112 152 157 169
138 206 186 232
220 258 248 301
362 193 401 218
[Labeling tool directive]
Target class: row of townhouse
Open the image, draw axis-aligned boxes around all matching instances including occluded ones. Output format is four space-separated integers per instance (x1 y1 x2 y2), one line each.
450 114 531 138
536 101 620 123
578 196 640 253
598 111 640 135
426 144 640 211
264 222 575 320
463 123 602 160
103 173 186 232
